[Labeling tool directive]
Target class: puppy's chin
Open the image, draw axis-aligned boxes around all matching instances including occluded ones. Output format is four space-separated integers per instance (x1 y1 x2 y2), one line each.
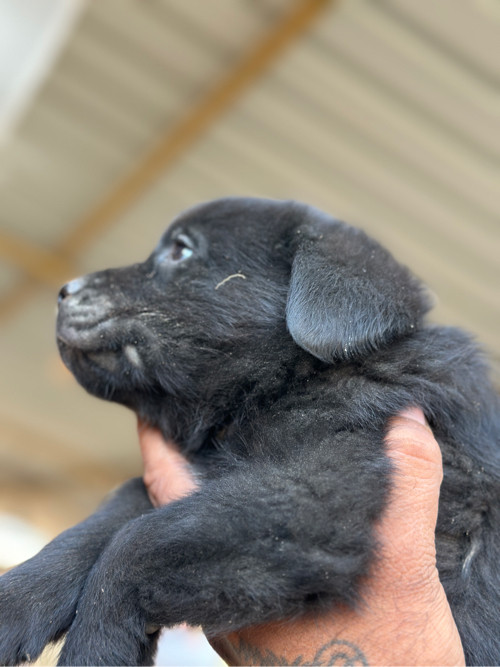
57 339 139 407
86 350 121 373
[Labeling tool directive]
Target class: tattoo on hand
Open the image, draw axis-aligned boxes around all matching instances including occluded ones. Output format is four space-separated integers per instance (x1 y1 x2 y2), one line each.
229 637 369 666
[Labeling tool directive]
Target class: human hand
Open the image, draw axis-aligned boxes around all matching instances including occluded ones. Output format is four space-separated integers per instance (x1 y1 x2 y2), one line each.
138 418 198 505
138 409 465 666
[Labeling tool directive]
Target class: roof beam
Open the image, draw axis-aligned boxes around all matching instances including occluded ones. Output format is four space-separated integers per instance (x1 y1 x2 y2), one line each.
0 231 75 287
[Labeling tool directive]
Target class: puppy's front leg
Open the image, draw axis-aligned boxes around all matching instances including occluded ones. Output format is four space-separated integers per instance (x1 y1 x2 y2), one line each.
0 478 152 665
60 446 387 666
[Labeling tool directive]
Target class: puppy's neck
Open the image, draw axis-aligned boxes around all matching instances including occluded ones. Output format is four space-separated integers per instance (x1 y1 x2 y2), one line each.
138 342 321 458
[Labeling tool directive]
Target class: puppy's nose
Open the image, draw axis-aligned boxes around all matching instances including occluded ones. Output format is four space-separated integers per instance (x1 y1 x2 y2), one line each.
58 277 84 304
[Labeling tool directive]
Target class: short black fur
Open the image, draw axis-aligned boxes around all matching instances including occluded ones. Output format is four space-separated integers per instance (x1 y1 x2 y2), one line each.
0 198 498 665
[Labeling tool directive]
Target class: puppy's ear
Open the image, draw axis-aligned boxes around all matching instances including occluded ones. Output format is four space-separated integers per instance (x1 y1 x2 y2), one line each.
286 212 431 362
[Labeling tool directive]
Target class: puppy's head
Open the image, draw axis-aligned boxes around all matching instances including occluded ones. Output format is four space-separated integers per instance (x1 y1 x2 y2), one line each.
57 199 297 410
57 198 430 433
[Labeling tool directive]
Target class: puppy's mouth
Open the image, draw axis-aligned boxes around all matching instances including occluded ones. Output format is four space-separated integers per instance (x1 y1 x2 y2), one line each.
57 309 146 381
57 313 118 352
55 276 158 406
57 320 149 408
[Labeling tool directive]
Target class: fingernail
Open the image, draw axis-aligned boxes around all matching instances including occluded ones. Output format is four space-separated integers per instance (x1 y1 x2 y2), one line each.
399 406 427 426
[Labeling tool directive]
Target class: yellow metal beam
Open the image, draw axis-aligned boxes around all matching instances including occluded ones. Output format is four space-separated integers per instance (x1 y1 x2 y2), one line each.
0 231 75 287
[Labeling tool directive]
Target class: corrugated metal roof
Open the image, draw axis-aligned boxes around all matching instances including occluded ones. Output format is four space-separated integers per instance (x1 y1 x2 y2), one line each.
0 0 498 534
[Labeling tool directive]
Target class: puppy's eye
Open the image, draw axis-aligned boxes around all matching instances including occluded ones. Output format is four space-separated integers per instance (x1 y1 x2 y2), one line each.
162 234 194 263
171 239 193 262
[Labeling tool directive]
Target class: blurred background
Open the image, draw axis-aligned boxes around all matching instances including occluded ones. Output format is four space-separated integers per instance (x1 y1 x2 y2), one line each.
0 0 498 663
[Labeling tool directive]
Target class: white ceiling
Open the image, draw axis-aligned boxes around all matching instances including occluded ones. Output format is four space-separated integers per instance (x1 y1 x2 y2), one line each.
0 0 499 540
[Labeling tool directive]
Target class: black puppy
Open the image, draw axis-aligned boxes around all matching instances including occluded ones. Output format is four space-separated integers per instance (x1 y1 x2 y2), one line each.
0 198 499 665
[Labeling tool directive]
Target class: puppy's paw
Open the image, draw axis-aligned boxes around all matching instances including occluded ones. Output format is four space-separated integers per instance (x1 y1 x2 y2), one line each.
56 560 159 666
58 612 159 667
0 564 79 664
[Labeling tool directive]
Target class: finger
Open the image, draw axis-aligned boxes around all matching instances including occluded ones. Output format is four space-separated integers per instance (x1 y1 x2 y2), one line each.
377 407 443 590
384 407 443 528
386 406 442 470
137 419 173 467
137 419 198 505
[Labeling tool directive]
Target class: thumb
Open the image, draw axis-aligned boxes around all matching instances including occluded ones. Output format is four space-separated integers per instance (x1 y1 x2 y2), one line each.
138 418 198 506
359 407 466 665
384 407 443 556
378 406 443 592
